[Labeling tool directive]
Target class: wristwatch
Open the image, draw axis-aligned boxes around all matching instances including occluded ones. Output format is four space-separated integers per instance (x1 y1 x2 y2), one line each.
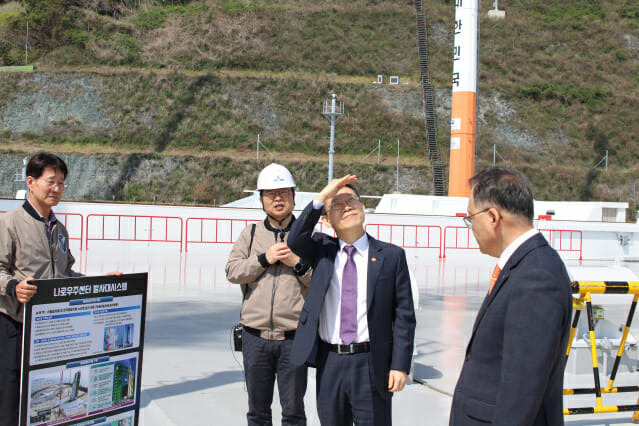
293 260 309 275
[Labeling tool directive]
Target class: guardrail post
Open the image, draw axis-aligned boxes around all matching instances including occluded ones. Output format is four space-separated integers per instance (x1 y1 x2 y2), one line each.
585 294 603 408
609 294 638 389
565 299 583 357
565 281 639 416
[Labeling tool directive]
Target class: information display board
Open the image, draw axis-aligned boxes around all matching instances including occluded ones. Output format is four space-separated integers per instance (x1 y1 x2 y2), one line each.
19 273 148 426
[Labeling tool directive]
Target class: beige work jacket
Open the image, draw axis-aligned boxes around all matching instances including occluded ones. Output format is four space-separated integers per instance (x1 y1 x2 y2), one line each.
0 204 82 322
225 218 311 340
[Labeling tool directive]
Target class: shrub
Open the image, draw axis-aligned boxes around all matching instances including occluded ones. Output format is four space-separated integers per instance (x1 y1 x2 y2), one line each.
619 3 639 20
515 82 610 108
220 1 263 15
111 33 140 64
131 8 170 32
22 131 39 140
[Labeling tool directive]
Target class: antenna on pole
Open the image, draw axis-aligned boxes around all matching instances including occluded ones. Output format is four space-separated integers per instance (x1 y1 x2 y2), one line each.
321 94 344 183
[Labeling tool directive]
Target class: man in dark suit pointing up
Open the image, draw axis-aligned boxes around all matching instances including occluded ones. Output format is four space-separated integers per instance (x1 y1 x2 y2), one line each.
449 167 572 425
288 175 416 426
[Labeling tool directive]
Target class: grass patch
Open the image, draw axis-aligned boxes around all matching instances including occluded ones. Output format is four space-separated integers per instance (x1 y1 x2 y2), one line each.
515 82 611 109
220 1 266 15
131 7 174 32
0 10 20 25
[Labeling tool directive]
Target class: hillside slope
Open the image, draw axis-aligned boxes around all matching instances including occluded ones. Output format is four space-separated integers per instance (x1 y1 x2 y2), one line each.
0 0 638 212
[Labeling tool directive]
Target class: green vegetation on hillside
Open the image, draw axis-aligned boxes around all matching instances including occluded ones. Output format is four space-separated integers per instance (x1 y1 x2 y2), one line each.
0 70 427 157
0 0 638 210
112 156 433 206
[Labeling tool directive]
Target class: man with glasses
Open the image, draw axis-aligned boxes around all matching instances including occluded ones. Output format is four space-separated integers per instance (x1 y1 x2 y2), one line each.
450 167 572 425
287 175 416 425
0 152 84 425
226 163 311 425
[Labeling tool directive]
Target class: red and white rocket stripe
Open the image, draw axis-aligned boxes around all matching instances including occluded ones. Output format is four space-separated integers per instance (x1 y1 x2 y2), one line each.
448 0 479 197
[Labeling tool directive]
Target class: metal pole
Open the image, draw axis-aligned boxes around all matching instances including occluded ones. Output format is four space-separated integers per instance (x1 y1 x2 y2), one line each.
322 93 343 183
396 139 400 192
493 0 498 10
605 150 608 171
25 21 28 65
378 140 381 164
493 144 496 165
328 96 336 183
257 134 260 160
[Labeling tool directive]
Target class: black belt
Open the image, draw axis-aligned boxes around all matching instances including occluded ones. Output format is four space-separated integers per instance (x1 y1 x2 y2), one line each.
243 326 296 340
324 341 370 355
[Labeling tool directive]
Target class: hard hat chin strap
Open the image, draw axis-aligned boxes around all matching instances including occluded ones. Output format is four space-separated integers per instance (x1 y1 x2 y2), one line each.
263 211 292 242
265 211 292 229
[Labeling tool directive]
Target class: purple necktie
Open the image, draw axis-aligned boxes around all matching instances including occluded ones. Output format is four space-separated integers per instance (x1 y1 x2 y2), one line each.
340 245 358 345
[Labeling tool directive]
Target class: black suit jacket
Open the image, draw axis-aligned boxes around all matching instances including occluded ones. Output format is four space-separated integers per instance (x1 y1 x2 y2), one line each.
288 201 416 399
450 233 573 425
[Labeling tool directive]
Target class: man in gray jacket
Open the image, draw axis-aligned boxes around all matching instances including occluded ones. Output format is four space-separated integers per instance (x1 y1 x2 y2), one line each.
0 152 84 425
226 163 312 425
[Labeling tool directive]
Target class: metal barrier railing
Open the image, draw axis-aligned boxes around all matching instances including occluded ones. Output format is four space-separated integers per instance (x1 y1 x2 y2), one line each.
184 217 261 251
540 228 583 260
441 226 479 258
55 212 84 250
0 207 589 261
86 214 183 251
441 226 583 259
0 210 83 249
365 223 442 256
184 220 443 253
564 281 639 418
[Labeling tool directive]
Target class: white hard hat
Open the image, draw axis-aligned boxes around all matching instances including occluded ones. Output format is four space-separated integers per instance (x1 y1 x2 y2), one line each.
256 163 296 190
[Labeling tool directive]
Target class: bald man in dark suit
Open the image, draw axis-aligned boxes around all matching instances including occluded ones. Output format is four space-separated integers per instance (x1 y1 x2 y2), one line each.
450 167 572 425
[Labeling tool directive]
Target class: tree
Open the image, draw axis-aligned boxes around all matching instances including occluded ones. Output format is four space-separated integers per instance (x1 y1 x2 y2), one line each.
22 0 77 48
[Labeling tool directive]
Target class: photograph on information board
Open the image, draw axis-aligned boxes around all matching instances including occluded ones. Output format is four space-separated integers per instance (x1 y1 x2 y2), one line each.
19 273 147 426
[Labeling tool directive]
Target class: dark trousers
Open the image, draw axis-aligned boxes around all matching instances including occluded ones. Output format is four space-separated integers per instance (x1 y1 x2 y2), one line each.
316 345 392 426
242 329 308 425
0 313 22 426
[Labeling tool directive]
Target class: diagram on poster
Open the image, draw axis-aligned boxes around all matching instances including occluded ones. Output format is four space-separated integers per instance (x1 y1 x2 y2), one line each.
64 410 135 426
29 295 142 366
28 354 138 425
20 273 147 426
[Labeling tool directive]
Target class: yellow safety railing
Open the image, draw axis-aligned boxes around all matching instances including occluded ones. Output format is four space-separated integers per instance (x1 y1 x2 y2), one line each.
564 281 639 418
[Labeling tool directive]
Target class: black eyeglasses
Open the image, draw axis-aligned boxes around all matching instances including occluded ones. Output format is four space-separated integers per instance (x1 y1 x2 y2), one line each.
463 208 490 229
263 189 292 199
329 196 361 213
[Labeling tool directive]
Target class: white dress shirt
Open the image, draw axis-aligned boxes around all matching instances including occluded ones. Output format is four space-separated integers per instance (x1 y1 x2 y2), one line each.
496 228 539 270
313 200 370 344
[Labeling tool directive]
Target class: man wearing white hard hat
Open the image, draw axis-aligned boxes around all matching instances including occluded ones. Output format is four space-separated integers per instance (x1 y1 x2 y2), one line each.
226 163 312 425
